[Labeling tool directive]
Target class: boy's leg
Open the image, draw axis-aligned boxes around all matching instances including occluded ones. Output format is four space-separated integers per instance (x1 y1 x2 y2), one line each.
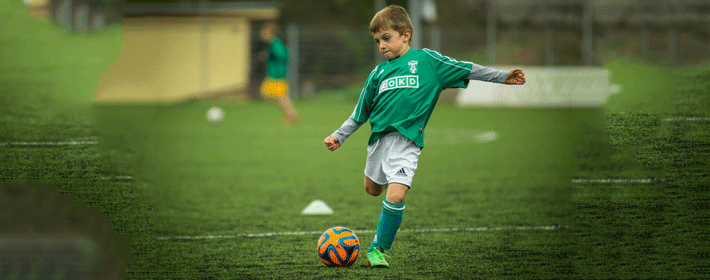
363 132 416 267
276 96 298 125
364 176 386 197
385 183 408 204
369 183 408 257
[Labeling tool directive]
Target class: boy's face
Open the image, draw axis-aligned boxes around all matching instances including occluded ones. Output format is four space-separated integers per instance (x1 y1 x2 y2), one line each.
372 27 411 61
260 27 274 43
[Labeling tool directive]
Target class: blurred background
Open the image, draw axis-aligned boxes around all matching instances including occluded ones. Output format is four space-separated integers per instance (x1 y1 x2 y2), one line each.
24 0 710 103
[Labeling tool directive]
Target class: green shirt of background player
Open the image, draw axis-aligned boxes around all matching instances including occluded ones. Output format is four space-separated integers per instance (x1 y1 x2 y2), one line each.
264 31 287 80
259 22 298 126
323 5 526 268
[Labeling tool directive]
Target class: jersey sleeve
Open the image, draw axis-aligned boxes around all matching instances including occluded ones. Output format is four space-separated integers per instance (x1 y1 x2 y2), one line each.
350 67 379 123
468 63 507 83
423 48 474 89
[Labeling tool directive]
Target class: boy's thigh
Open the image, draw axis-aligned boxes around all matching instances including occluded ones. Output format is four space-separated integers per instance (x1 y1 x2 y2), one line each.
364 132 421 188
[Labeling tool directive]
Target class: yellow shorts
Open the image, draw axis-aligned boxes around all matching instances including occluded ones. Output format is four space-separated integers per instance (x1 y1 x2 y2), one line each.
260 78 288 98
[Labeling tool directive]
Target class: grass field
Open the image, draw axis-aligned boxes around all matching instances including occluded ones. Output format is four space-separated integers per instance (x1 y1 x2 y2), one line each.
2 0 709 278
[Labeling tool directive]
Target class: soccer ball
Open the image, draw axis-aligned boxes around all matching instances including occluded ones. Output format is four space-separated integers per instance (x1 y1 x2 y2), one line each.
317 226 360 267
206 106 224 123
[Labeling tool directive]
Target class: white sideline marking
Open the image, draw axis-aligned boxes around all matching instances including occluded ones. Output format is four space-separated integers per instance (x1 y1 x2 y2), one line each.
100 176 134 181
572 178 664 183
426 129 499 145
0 140 98 146
662 117 710 121
155 225 570 241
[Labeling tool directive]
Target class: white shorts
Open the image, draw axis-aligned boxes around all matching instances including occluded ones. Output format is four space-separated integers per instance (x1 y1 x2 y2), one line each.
364 131 422 188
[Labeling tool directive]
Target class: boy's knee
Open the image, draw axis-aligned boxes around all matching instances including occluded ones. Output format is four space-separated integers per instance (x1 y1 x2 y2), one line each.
364 177 385 196
385 183 409 204
386 194 405 204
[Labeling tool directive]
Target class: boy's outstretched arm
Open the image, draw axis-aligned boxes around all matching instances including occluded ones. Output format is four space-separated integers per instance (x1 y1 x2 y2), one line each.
505 68 526 85
324 118 363 151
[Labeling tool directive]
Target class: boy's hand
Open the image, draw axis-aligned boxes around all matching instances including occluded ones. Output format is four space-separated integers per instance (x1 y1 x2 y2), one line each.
505 68 526 85
324 136 341 151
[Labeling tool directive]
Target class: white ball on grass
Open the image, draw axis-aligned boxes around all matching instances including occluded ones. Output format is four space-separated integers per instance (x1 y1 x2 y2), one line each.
206 106 224 123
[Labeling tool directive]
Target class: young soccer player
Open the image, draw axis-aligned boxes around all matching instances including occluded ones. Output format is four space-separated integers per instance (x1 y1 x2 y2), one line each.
259 22 299 126
323 5 526 268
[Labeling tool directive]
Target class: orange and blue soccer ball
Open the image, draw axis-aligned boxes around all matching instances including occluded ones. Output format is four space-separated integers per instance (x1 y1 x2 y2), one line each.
317 226 360 267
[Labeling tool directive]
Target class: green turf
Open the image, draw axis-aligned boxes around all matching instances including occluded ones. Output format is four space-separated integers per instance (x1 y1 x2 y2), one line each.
2 0 709 278
1 1 134 279
573 60 710 278
94 101 585 278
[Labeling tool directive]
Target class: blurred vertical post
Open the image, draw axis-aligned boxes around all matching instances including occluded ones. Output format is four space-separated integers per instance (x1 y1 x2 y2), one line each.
428 25 440 51
374 0 386 64
545 23 554 66
287 24 299 99
55 0 73 32
408 0 422 50
487 1 496 65
199 0 210 94
665 3 675 65
422 0 439 51
668 25 676 65
582 0 593 65
641 25 649 54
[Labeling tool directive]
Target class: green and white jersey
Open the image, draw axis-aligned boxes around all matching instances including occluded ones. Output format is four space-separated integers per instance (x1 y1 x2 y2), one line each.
351 48 477 147
266 38 288 79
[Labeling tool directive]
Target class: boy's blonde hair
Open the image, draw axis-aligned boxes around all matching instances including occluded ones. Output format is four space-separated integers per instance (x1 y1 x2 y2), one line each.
369 5 413 42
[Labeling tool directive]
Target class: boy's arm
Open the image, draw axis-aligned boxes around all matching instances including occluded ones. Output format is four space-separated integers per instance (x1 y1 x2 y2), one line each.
467 63 507 83
468 64 526 85
324 118 363 151
324 66 378 151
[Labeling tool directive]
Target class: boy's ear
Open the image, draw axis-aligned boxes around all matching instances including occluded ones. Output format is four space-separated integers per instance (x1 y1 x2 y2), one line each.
402 29 412 43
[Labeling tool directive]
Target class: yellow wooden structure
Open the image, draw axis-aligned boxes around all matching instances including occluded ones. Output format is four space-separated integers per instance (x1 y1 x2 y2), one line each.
96 3 278 104
23 0 51 17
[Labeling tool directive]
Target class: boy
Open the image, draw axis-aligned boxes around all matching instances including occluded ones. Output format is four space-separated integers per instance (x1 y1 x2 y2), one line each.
259 22 299 126
323 5 525 267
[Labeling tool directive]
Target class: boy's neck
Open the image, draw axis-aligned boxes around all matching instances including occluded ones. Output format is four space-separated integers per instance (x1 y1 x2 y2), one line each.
389 45 411 61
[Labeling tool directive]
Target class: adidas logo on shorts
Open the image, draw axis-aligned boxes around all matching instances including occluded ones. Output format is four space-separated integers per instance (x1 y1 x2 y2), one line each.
395 168 407 176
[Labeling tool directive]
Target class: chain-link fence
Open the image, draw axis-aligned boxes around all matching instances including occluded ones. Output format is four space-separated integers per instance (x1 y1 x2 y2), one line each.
258 23 488 100
262 19 709 101
50 0 122 33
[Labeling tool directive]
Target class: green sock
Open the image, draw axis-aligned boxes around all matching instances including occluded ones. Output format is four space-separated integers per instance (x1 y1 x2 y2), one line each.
370 198 405 252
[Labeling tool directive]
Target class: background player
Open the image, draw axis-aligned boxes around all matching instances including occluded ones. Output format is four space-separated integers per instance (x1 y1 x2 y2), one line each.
259 22 299 126
323 5 526 268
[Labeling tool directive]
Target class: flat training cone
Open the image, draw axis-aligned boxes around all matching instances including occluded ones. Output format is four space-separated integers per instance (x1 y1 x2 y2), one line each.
301 200 333 215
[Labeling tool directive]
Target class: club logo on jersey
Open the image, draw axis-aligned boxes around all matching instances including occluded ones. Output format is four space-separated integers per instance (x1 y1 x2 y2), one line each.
378 75 419 94
408 60 418 74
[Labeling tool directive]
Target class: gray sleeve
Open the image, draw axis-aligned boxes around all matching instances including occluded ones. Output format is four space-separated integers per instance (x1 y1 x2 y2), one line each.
330 118 363 145
468 63 507 83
